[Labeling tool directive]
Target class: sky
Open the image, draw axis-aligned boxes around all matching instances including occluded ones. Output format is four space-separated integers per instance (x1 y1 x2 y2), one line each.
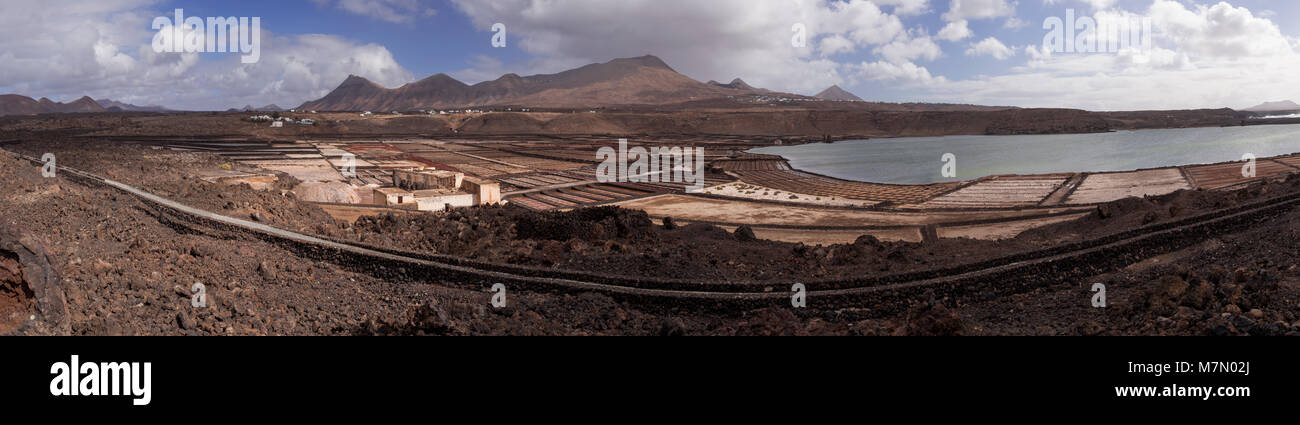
0 0 1297 111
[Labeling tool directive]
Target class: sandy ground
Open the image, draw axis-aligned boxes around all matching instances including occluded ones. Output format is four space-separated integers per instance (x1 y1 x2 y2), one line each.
919 176 1069 209
704 182 878 207
1066 169 1191 204
241 160 345 183
294 182 364 204
696 213 1089 244
1184 160 1296 189
191 169 281 191
938 213 1092 240
313 203 418 223
614 194 1090 228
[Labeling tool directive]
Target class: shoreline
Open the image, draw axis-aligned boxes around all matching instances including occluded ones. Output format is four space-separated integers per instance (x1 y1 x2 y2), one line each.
748 122 1300 187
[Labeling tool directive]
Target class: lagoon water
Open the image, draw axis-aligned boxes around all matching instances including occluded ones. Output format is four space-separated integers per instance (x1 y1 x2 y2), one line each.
749 124 1300 185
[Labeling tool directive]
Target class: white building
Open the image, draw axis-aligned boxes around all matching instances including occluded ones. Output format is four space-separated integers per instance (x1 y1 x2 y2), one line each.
413 191 476 211
372 187 414 206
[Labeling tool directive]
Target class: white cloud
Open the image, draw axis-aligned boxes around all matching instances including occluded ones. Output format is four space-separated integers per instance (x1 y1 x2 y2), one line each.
819 35 857 57
1086 0 1118 9
898 0 1300 110
449 55 507 84
876 32 943 64
965 37 1015 59
236 33 414 99
1042 0 1117 10
312 0 438 24
3 0 1296 112
1024 44 1051 61
0 1 413 110
450 0 935 95
874 0 932 15
853 60 945 85
934 0 1018 43
1148 0 1292 60
937 20 972 41
448 55 589 84
942 0 1016 22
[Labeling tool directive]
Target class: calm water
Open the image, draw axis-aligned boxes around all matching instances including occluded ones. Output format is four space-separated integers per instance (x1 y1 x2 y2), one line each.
749 124 1300 185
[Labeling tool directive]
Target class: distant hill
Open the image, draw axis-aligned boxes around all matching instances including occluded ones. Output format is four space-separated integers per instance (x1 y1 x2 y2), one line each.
814 85 864 102
96 98 170 112
0 95 105 116
237 104 284 112
299 55 796 111
1243 100 1300 112
707 78 767 92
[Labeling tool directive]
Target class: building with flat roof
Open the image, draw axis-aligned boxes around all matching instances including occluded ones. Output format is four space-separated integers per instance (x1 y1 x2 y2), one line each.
376 169 502 210
413 190 476 211
462 176 501 205
372 187 414 207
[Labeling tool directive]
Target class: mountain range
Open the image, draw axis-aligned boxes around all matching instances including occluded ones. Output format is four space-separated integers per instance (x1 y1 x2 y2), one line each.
0 55 884 115
0 95 178 116
1 55 1288 117
298 55 832 111
226 104 284 112
0 95 106 116
97 99 170 112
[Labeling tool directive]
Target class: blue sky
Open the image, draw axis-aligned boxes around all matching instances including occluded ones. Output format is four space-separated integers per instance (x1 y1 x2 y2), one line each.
3 0 1298 110
170 0 514 76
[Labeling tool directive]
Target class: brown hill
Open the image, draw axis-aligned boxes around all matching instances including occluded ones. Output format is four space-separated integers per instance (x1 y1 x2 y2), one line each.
707 78 767 92
61 96 106 113
0 95 105 116
303 75 392 111
0 95 47 116
97 99 169 112
299 55 792 111
814 85 864 102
